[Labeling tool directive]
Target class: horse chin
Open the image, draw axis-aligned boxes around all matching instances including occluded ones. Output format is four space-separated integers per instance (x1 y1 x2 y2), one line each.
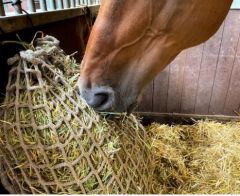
126 101 138 114
116 93 140 113
113 88 142 113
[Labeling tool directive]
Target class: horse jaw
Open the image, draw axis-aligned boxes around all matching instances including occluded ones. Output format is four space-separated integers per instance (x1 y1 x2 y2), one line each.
79 0 232 112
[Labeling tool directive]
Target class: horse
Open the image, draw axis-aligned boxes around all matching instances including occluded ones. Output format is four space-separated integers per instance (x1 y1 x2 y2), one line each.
78 0 233 112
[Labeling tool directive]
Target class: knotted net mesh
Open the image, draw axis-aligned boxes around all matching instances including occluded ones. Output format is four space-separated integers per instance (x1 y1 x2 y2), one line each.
0 35 153 194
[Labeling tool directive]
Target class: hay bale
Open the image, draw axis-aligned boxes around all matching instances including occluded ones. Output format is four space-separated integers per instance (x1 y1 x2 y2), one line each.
148 120 240 194
0 35 153 194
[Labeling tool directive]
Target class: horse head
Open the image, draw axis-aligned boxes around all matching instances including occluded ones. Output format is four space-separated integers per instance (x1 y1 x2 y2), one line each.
78 0 232 112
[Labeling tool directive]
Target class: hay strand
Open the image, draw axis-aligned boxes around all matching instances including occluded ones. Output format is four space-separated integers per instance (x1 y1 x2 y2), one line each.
0 34 153 194
148 120 240 194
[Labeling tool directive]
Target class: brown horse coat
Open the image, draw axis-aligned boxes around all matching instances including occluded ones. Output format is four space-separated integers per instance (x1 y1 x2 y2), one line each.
79 0 233 112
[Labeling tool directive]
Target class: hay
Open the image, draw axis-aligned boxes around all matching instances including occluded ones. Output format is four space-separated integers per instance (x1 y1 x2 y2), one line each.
148 120 240 194
0 34 153 194
1 33 240 194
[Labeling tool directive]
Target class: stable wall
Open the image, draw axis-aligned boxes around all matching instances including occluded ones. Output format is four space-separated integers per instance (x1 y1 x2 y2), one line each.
0 9 239 117
138 10 240 116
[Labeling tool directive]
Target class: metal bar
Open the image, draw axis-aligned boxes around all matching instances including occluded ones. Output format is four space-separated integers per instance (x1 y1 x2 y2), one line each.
137 112 240 124
3 2 9 14
75 0 80 6
87 0 91 5
12 0 23 14
80 0 85 5
47 0 56 10
1 5 100 34
39 0 47 11
56 0 63 9
70 0 75 8
0 0 5 16
28 0 36 12
64 0 70 8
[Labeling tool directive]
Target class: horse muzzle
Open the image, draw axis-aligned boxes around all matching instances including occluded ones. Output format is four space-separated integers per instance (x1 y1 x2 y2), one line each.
79 85 115 112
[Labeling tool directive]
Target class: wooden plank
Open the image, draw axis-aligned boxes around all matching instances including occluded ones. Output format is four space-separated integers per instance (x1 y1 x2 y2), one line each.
223 32 240 115
180 44 204 113
209 11 240 115
138 81 154 112
167 51 187 113
153 66 170 113
0 0 5 16
195 23 225 114
136 112 240 126
0 5 99 35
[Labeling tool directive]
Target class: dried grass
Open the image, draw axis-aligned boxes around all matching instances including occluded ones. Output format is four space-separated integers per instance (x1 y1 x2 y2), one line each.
0 33 153 194
1 33 240 194
148 120 240 194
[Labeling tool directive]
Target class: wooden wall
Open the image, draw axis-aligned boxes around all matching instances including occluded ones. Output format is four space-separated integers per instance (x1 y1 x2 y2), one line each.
1 10 240 117
138 10 240 116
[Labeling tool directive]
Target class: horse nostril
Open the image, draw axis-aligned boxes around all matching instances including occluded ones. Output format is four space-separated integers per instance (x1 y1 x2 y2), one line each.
79 85 114 111
94 93 108 107
90 93 109 109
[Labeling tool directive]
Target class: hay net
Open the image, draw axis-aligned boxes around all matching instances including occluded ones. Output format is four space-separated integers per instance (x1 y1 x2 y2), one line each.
0 34 152 194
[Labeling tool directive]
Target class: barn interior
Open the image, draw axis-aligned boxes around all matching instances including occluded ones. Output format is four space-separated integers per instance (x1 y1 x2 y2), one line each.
0 0 240 194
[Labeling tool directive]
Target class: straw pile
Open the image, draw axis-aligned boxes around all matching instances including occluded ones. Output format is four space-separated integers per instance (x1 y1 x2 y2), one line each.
0 34 153 194
1 33 240 194
148 120 240 194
